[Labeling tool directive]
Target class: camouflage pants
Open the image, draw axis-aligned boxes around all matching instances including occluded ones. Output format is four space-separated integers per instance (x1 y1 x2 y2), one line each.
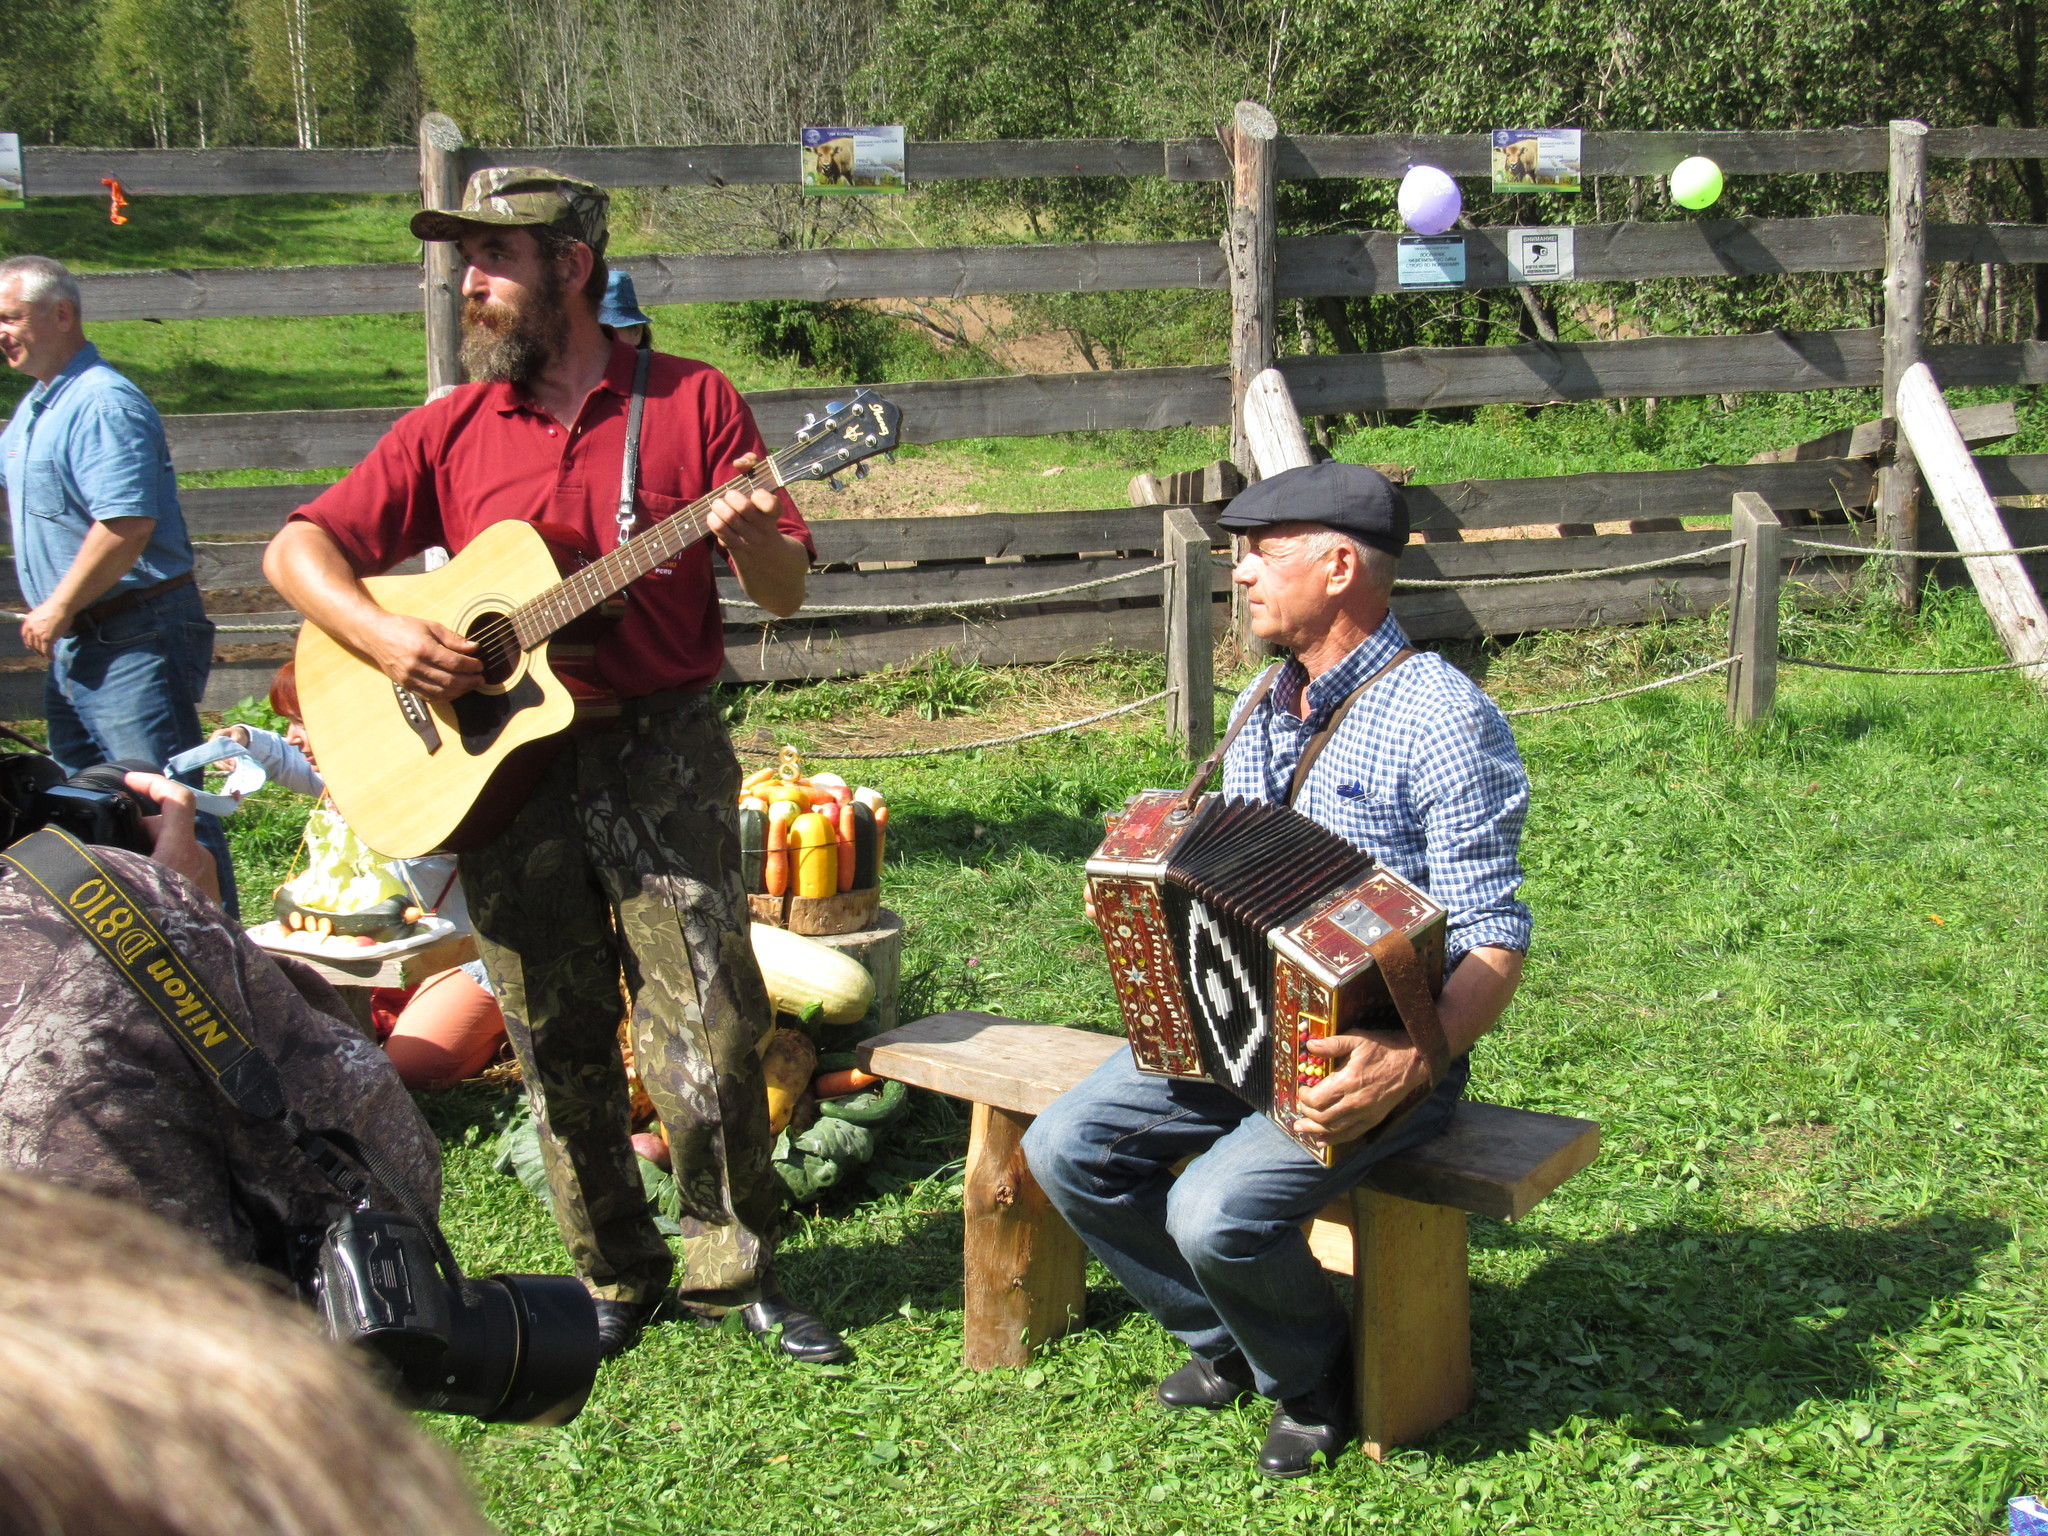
460 692 779 1308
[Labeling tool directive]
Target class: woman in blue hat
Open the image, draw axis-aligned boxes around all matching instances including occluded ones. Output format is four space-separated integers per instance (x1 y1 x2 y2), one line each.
599 270 655 348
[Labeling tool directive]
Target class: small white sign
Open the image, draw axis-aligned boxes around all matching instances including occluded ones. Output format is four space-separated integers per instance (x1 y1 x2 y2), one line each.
1508 227 1574 284
1396 235 1466 289
0 134 21 210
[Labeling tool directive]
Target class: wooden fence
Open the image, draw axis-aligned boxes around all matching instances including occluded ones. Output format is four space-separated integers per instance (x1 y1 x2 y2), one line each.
8 117 2048 725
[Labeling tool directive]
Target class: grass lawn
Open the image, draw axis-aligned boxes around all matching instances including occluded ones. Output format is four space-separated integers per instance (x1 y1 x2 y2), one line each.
217 580 2048 1535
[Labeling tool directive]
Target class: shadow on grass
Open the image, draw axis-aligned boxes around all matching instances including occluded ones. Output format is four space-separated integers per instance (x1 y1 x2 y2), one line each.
1438 1212 2009 1457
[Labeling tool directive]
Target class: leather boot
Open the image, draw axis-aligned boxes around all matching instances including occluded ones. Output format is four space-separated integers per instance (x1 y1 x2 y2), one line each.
1155 1350 1254 1409
736 1298 854 1364
1257 1367 1353 1478
593 1298 657 1362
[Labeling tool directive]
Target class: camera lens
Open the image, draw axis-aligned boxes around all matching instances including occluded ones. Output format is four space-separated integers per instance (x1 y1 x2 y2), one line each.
425 1274 598 1425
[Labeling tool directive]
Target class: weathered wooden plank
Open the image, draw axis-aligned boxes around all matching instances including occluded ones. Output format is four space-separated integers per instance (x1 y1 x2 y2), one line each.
1361 1102 1602 1222
1750 399 2017 463
717 603 1172 682
1403 458 1874 530
747 366 1231 446
0 659 281 720
1348 1189 1473 1459
1171 129 1893 181
1278 329 1886 414
1927 127 2048 161
22 146 419 197
163 407 407 473
808 506 1177 564
858 1015 1124 1116
77 264 422 322
182 483 338 538
1927 223 2048 266
1923 339 2048 387
719 554 1166 611
620 241 1225 304
465 140 1167 188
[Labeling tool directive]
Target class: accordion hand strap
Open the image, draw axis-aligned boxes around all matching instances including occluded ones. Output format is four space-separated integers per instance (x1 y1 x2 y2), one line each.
1364 925 1451 1086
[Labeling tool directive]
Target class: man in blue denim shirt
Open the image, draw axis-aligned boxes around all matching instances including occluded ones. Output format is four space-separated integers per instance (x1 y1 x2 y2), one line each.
1026 462 1530 1477
0 255 235 912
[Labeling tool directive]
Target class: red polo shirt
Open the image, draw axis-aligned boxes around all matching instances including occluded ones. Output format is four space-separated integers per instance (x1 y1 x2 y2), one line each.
292 340 813 697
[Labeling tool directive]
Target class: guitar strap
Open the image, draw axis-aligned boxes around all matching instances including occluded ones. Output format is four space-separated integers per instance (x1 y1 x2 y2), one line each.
613 346 653 545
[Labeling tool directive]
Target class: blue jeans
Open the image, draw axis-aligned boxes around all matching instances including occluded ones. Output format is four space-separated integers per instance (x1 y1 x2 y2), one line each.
1023 1044 1469 1401
43 581 239 918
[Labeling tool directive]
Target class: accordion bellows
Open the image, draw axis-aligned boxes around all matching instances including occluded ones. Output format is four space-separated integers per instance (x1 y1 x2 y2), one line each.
1087 790 1448 1164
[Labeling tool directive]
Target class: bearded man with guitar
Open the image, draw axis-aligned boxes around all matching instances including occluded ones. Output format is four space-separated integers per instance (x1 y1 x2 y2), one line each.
265 169 852 1364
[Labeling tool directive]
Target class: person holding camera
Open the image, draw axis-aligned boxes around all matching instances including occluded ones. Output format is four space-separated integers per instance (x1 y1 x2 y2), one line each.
0 750 439 1276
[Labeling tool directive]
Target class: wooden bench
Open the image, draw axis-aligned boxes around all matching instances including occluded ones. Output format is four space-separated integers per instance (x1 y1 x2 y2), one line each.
856 1011 1601 1458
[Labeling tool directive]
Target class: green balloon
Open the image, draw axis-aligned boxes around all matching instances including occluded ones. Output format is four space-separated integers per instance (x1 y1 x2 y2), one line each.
1670 156 1724 210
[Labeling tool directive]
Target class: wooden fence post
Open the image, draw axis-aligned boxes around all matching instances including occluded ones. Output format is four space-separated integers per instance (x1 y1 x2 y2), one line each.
1163 506 1216 759
1727 491 1784 725
419 113 466 400
1879 118 1928 609
1895 361 2048 688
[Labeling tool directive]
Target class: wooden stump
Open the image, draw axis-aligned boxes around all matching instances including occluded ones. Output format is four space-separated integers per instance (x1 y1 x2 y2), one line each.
809 908 905 1036
1349 1187 1473 1460
962 1104 1087 1368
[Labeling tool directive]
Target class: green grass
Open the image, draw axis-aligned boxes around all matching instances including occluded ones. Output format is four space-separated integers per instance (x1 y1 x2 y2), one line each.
213 581 2048 1535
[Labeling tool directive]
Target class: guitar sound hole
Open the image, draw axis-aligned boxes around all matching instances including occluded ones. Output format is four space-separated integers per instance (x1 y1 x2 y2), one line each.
465 611 520 687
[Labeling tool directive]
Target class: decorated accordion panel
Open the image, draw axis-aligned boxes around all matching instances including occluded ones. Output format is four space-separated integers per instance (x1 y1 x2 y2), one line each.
1087 790 1447 1164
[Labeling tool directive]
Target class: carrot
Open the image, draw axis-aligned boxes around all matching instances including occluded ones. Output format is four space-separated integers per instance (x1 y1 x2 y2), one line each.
813 1067 882 1099
741 766 777 792
835 803 857 892
764 802 793 896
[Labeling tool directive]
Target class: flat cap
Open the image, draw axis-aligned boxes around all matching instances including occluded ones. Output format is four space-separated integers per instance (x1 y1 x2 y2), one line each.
411 166 609 257
1215 461 1409 555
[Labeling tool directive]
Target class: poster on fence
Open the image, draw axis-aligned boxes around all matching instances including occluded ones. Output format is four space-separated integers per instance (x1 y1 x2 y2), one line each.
1507 227 1574 283
1396 235 1466 289
0 136 22 210
801 126 907 194
1491 128 1581 194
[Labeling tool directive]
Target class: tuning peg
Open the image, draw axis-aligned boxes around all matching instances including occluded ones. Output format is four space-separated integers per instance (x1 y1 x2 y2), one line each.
827 475 845 492
854 462 869 480
826 399 846 415
884 451 896 465
799 411 817 433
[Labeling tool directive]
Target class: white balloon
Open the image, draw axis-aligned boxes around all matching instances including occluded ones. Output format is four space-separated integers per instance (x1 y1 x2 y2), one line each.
1397 165 1462 235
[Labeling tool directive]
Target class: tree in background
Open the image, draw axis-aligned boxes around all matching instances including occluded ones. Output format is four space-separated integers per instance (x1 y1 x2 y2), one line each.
97 0 248 147
236 0 414 148
0 0 109 145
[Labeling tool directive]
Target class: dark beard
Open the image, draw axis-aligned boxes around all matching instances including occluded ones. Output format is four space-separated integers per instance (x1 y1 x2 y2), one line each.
459 264 569 385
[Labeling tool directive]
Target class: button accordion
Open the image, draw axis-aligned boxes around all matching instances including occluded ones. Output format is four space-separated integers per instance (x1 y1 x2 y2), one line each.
1087 788 1450 1164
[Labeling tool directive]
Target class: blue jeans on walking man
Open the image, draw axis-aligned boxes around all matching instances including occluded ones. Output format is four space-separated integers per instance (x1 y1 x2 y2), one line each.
43 581 238 916
1022 1045 1469 1400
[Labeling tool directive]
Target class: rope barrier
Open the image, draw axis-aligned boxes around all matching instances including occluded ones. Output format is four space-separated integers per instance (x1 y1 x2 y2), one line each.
1778 654 2044 676
1500 657 1736 717
734 690 1172 759
1395 541 1741 590
1788 538 2048 559
723 561 1171 618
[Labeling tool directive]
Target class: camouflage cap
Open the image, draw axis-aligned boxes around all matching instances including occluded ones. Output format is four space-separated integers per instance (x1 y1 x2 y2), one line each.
410 166 609 257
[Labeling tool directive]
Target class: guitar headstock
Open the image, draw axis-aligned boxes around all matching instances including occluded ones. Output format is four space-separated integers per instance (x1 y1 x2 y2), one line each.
775 389 903 491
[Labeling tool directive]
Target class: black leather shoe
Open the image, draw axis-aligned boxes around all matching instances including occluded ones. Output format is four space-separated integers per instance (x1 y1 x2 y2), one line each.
737 1298 853 1364
1257 1371 1353 1478
1155 1351 1254 1409
593 1298 657 1362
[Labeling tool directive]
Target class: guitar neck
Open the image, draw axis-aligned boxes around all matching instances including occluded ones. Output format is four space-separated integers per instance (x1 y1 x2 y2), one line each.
507 463 780 647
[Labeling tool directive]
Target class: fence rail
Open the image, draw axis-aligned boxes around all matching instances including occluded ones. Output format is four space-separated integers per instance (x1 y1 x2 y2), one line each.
28 126 2048 198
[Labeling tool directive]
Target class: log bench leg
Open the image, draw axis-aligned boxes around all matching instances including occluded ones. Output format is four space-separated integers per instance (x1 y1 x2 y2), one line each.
1349 1187 1473 1459
962 1103 1087 1369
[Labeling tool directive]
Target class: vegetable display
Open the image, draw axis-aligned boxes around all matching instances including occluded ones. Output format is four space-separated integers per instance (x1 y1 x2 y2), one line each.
749 923 876 1025
737 750 887 899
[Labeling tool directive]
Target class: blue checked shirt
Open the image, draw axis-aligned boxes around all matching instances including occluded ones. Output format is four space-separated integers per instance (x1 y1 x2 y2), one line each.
1220 613 1532 965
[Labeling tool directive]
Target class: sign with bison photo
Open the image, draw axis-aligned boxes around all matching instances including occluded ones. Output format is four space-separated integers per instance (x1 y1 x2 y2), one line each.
801 126 907 194
1491 128 1581 194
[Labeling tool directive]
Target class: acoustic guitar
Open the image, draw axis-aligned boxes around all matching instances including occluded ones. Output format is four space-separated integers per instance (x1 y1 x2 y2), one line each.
295 390 903 858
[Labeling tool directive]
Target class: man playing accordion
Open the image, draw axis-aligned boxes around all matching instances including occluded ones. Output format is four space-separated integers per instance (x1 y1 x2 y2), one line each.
1025 462 1531 1477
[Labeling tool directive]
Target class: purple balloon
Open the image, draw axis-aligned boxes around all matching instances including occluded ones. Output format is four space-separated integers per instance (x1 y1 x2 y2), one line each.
1398 165 1461 235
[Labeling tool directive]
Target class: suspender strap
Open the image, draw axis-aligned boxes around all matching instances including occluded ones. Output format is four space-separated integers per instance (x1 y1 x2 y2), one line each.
614 346 652 543
1173 663 1283 813
1285 646 1416 807
0 829 463 1280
